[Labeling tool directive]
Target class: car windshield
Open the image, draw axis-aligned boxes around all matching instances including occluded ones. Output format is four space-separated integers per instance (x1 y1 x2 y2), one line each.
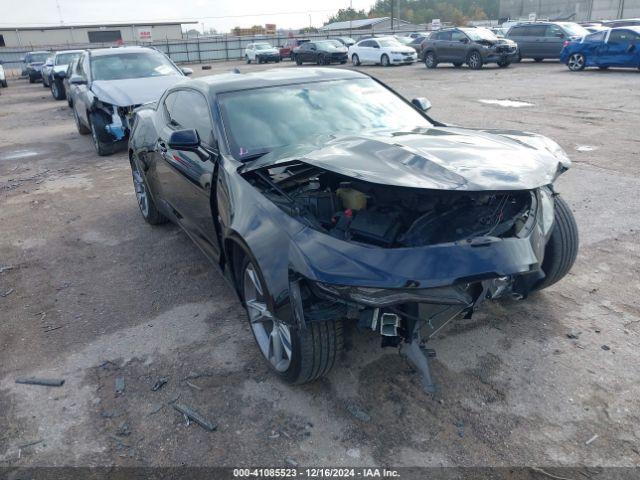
91 51 180 81
462 28 498 41
255 44 272 50
28 53 49 62
378 38 403 47
317 40 342 48
560 23 589 36
219 78 433 161
56 52 81 65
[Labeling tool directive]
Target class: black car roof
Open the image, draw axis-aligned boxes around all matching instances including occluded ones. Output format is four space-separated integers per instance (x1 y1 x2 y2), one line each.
191 67 365 95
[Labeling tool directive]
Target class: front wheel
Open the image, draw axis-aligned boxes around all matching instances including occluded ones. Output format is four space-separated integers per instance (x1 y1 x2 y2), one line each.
567 53 586 71
241 258 343 384
535 196 579 291
29 74 36 84
295 55 302 66
245 55 251 64
351 54 361 66
89 112 116 156
51 79 65 100
467 51 483 69
130 156 168 225
381 54 390 67
0 80 7 88
424 51 437 69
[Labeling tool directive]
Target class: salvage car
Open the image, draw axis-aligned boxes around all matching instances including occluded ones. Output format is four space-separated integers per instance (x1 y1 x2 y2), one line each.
422 27 518 69
43 50 84 100
349 37 418 66
68 46 191 156
244 43 281 64
560 27 640 71
279 38 310 60
127 68 579 391
507 21 589 62
41 55 55 88
294 40 348 65
23 51 50 83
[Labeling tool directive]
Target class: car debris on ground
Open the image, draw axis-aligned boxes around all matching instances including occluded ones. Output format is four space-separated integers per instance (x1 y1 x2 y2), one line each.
172 403 217 432
15 377 65 387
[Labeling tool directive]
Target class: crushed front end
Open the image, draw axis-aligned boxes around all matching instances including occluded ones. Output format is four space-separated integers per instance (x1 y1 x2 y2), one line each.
241 161 557 392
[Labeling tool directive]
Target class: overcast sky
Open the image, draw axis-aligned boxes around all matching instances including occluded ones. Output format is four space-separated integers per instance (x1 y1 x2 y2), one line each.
0 0 377 32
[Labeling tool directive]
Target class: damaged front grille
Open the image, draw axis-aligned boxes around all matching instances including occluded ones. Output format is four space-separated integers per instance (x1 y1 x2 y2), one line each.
247 163 534 248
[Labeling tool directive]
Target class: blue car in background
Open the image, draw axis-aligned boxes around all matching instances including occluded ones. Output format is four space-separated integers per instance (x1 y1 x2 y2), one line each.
561 26 640 71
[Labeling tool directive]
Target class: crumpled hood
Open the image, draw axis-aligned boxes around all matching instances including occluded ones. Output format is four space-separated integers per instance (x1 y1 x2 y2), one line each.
91 75 186 107
243 127 571 191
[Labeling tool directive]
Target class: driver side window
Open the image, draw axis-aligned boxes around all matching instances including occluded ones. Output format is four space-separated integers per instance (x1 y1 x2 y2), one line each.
165 90 215 147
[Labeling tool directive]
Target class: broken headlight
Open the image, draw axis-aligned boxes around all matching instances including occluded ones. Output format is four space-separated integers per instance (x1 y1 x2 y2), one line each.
313 282 472 307
538 187 555 235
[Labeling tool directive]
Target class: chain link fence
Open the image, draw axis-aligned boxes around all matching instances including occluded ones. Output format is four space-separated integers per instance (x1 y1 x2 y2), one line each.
0 27 424 77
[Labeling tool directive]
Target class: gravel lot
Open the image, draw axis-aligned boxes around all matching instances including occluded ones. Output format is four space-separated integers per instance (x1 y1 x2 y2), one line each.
1 59 639 475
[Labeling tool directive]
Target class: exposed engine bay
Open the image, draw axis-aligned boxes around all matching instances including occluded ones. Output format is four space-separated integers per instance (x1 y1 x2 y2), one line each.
247 162 534 248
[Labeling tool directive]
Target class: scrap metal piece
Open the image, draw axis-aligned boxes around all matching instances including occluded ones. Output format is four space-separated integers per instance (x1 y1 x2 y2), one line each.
172 402 217 432
15 377 64 387
151 378 168 391
115 376 125 395
403 340 437 394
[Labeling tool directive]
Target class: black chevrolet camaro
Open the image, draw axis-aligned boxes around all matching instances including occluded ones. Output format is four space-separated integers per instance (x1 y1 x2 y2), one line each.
128 68 578 392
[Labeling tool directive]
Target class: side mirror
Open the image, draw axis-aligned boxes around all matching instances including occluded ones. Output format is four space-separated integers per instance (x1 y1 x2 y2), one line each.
412 97 432 112
69 74 87 85
168 129 210 161
181 67 193 76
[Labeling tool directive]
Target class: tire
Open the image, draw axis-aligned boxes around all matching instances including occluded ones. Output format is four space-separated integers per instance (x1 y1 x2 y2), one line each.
317 54 325 65
381 54 390 67
29 74 35 84
351 54 361 66
424 51 437 69
534 58 543 62
130 156 168 225
67 95 73 108
567 53 586 71
276 58 281 63
245 56 251 64
514 51 522 63
497 59 511 68
240 256 343 384
467 51 483 69
73 105 90 135
453 62 463 68
535 196 579 291
89 111 116 156
295 55 302 66
0 80 7 88
51 79 65 100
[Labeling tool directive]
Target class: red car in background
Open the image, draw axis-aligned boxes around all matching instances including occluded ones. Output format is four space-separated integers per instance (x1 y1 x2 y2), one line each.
279 38 310 60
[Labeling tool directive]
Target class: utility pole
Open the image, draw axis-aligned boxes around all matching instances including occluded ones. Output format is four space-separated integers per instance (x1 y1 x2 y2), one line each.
391 0 394 30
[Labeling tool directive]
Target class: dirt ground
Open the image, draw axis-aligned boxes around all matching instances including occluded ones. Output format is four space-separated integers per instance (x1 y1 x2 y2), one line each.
0 59 639 476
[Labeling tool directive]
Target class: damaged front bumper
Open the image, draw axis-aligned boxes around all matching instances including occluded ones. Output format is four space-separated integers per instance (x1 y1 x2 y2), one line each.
92 100 139 144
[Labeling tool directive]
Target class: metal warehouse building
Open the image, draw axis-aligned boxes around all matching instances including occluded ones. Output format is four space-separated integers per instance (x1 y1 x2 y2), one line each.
0 21 196 48
319 17 423 34
499 0 640 22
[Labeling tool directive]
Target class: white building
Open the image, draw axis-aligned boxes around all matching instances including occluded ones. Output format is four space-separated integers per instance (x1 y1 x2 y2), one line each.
0 21 197 48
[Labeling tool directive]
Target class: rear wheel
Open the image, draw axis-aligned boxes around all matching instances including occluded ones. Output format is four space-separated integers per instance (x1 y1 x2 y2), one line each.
295 55 302 66
467 51 483 69
130 156 167 225
351 54 361 66
29 74 36 84
535 196 579 291
424 51 437 69
381 54 390 67
567 53 586 71
240 257 343 384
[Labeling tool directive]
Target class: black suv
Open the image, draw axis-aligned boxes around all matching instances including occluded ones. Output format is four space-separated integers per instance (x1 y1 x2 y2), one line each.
421 27 518 69
506 22 589 61
294 40 348 65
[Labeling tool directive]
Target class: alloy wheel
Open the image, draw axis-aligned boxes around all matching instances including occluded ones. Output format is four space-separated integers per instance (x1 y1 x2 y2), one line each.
568 53 585 71
131 162 149 217
469 52 481 69
425 53 435 68
381 54 390 67
52 82 58 98
243 262 292 372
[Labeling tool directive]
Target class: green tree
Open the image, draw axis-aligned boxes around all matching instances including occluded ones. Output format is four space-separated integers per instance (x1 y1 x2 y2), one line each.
325 7 368 25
